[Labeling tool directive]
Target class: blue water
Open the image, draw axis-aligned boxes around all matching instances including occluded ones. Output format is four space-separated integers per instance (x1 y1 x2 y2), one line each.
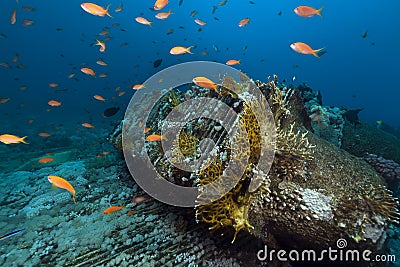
0 0 399 135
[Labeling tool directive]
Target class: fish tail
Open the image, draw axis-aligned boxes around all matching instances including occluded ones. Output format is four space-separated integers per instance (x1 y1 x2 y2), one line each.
73 194 77 204
315 48 327 58
317 6 324 17
313 48 325 58
20 136 29 144
106 4 113 18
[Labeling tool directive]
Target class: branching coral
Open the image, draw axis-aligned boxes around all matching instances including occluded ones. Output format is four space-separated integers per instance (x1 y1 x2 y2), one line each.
195 159 254 243
195 76 316 242
173 131 199 158
363 184 400 224
276 123 314 161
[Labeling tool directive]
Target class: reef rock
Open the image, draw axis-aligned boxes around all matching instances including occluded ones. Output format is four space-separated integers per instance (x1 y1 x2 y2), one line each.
109 75 398 264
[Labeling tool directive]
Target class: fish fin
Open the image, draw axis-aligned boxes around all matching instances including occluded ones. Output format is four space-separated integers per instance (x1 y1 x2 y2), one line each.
317 6 324 17
20 136 29 144
106 4 113 18
73 195 77 204
187 46 194 54
313 48 326 58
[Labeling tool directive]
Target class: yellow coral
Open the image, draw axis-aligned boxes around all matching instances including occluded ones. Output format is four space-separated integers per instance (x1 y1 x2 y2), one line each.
195 77 314 242
195 159 254 243
195 97 266 242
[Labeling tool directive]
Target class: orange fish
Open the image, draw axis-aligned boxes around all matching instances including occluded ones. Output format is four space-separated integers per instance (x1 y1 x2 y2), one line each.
82 122 95 128
38 157 54 164
143 127 151 134
118 91 126 96
194 19 206 26
0 134 28 144
238 18 250 27
115 3 123 12
135 17 152 26
132 195 150 204
10 9 17 25
94 95 106 101
47 175 76 203
132 84 145 90
102 205 124 214
290 42 325 58
294 6 324 18
81 3 112 17
22 20 34 26
146 134 164 142
38 132 52 137
226 59 240 66
98 73 108 78
81 67 95 76
12 54 19 62
0 63 11 68
170 46 193 55
96 60 108 66
21 6 35 12
154 0 168 11
48 100 62 107
126 209 136 216
99 30 109 36
0 97 11 104
49 83 59 88
155 11 172 20
192 76 219 93
95 39 106 52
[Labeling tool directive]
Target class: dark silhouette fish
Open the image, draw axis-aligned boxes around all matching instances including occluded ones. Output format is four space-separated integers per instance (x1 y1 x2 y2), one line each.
361 30 368 38
103 107 120 117
0 228 25 241
153 59 162 68
343 108 363 125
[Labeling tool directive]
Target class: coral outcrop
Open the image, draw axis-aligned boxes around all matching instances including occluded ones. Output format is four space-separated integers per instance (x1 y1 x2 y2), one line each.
109 74 399 264
364 153 400 182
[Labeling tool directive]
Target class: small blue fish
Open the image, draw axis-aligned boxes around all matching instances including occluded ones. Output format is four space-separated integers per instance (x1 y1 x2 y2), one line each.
0 228 25 241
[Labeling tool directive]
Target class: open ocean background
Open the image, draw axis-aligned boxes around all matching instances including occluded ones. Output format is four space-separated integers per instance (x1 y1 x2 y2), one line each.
0 0 399 139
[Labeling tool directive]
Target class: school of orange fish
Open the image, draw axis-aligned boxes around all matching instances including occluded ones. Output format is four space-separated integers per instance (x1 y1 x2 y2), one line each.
0 1 326 213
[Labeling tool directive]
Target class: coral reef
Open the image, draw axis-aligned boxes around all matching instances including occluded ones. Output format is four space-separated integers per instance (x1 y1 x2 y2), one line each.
342 121 400 163
0 160 260 266
108 75 399 265
364 153 400 182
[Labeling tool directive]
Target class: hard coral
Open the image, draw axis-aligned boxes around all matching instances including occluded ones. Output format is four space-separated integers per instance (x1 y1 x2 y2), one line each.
364 153 400 182
363 184 400 224
195 76 315 242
